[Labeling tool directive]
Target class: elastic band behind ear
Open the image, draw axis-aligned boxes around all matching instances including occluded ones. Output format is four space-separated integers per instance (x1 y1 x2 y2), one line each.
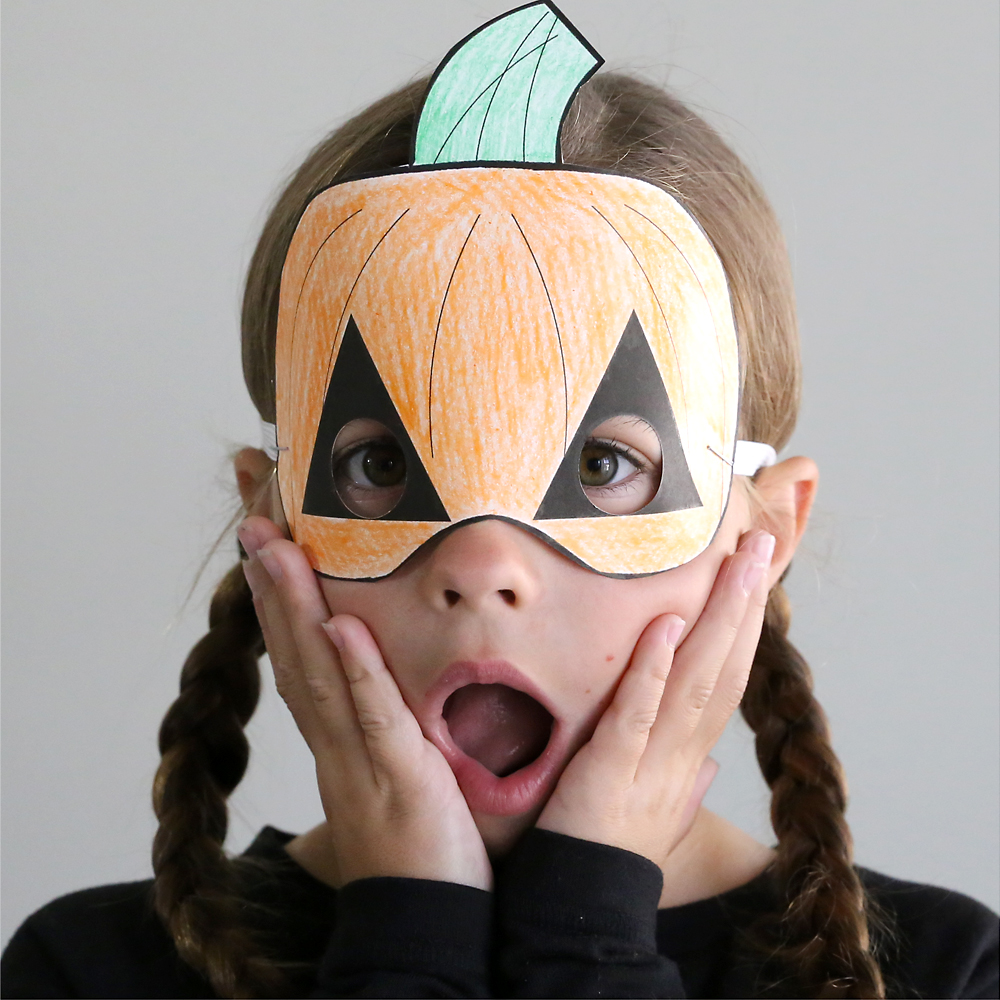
733 440 777 476
260 421 279 462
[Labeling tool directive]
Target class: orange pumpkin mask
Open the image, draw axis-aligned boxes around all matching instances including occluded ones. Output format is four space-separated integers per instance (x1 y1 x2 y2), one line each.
273 2 759 580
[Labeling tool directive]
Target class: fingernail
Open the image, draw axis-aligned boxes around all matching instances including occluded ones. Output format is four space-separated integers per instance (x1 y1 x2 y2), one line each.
257 546 282 582
752 531 776 565
238 521 261 560
322 621 344 650
664 616 685 648
741 532 775 593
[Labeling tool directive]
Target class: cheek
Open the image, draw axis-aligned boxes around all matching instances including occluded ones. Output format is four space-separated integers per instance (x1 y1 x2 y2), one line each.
318 577 419 663
314 487 749 719
556 499 748 675
557 555 721 661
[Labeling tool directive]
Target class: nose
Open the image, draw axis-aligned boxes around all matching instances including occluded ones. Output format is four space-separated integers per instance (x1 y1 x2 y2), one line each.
419 519 542 613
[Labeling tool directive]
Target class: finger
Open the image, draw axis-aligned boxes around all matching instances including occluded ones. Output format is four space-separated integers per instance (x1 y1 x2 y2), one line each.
254 539 368 754
238 515 285 562
246 533 366 765
329 615 430 786
586 614 684 780
694 545 772 746
647 531 774 757
243 554 302 689
240 519 310 696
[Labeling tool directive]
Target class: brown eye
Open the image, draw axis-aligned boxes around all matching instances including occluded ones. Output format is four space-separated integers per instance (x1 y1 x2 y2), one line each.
332 418 407 518
580 444 619 487
359 443 405 487
580 416 663 515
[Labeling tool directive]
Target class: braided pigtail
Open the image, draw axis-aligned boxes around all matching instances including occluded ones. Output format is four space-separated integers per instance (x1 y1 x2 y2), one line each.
152 562 283 998
226 61 888 998
741 583 885 998
151 78 429 1000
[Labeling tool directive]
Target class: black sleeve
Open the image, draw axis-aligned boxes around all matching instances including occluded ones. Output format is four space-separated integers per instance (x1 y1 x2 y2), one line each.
861 868 1000 1000
494 829 687 999
0 881 209 999
312 877 492 998
1 924 80 999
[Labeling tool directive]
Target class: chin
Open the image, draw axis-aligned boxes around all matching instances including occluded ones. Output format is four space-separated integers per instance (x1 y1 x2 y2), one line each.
475 806 544 859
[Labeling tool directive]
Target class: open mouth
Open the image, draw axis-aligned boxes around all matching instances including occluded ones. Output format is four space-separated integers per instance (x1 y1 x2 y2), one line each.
424 661 565 816
442 683 554 778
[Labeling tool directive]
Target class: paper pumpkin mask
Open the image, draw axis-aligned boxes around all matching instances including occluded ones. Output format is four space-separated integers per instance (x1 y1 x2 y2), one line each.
273 1 747 580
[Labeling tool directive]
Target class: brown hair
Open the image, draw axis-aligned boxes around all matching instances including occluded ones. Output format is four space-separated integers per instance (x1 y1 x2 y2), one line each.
153 72 884 998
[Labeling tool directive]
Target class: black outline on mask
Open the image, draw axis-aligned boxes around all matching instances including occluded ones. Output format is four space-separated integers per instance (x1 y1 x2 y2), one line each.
276 164 747 579
410 0 603 167
302 316 450 523
535 310 701 519
313 513 700 582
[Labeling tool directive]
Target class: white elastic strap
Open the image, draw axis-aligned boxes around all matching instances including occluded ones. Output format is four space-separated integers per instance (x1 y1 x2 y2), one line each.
262 424 774 473
261 420 279 462
733 440 777 476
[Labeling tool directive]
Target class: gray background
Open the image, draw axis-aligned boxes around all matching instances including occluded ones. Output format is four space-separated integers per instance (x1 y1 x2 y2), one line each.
3 0 997 943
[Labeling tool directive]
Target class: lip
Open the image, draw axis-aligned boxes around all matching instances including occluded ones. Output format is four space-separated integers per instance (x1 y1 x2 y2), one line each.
422 660 567 816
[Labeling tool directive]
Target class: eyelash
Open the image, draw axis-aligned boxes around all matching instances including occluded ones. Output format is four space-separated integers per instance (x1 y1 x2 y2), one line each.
332 436 652 495
332 437 394 491
584 437 652 493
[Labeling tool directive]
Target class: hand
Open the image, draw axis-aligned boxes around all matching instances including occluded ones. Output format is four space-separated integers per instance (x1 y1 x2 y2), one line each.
536 529 775 866
239 516 493 891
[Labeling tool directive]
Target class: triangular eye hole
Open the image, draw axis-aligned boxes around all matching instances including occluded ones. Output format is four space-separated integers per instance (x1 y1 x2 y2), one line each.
535 311 702 519
302 317 450 522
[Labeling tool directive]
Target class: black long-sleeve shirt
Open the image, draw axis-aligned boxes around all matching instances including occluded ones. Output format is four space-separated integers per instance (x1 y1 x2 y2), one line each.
2 827 997 998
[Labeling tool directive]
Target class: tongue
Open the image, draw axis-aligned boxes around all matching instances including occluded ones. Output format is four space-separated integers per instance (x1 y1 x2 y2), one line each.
443 683 553 777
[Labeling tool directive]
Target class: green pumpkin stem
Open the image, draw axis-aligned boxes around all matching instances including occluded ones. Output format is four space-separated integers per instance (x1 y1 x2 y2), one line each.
413 1 602 166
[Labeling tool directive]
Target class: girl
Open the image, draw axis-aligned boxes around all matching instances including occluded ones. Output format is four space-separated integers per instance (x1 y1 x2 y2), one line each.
3 5 996 999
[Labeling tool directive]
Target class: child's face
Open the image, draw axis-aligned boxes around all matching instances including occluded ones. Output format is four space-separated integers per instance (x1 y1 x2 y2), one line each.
315 480 754 856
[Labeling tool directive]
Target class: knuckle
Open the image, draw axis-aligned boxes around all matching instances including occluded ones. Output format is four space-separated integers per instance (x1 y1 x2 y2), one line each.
338 661 366 686
719 619 741 646
273 676 296 704
686 680 715 714
304 672 339 705
356 705 400 737
607 700 657 739
628 708 659 735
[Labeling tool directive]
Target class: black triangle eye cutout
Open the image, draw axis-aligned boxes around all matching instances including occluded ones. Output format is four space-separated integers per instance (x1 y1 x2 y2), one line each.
302 317 449 522
535 311 702 520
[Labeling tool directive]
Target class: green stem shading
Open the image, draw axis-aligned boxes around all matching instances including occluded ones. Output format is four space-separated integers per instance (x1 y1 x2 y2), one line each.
413 1 602 166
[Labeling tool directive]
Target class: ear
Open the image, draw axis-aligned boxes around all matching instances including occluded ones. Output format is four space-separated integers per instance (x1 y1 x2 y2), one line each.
751 456 818 587
233 447 288 531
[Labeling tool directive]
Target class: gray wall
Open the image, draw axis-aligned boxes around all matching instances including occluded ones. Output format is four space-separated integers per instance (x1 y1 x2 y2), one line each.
3 0 997 943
